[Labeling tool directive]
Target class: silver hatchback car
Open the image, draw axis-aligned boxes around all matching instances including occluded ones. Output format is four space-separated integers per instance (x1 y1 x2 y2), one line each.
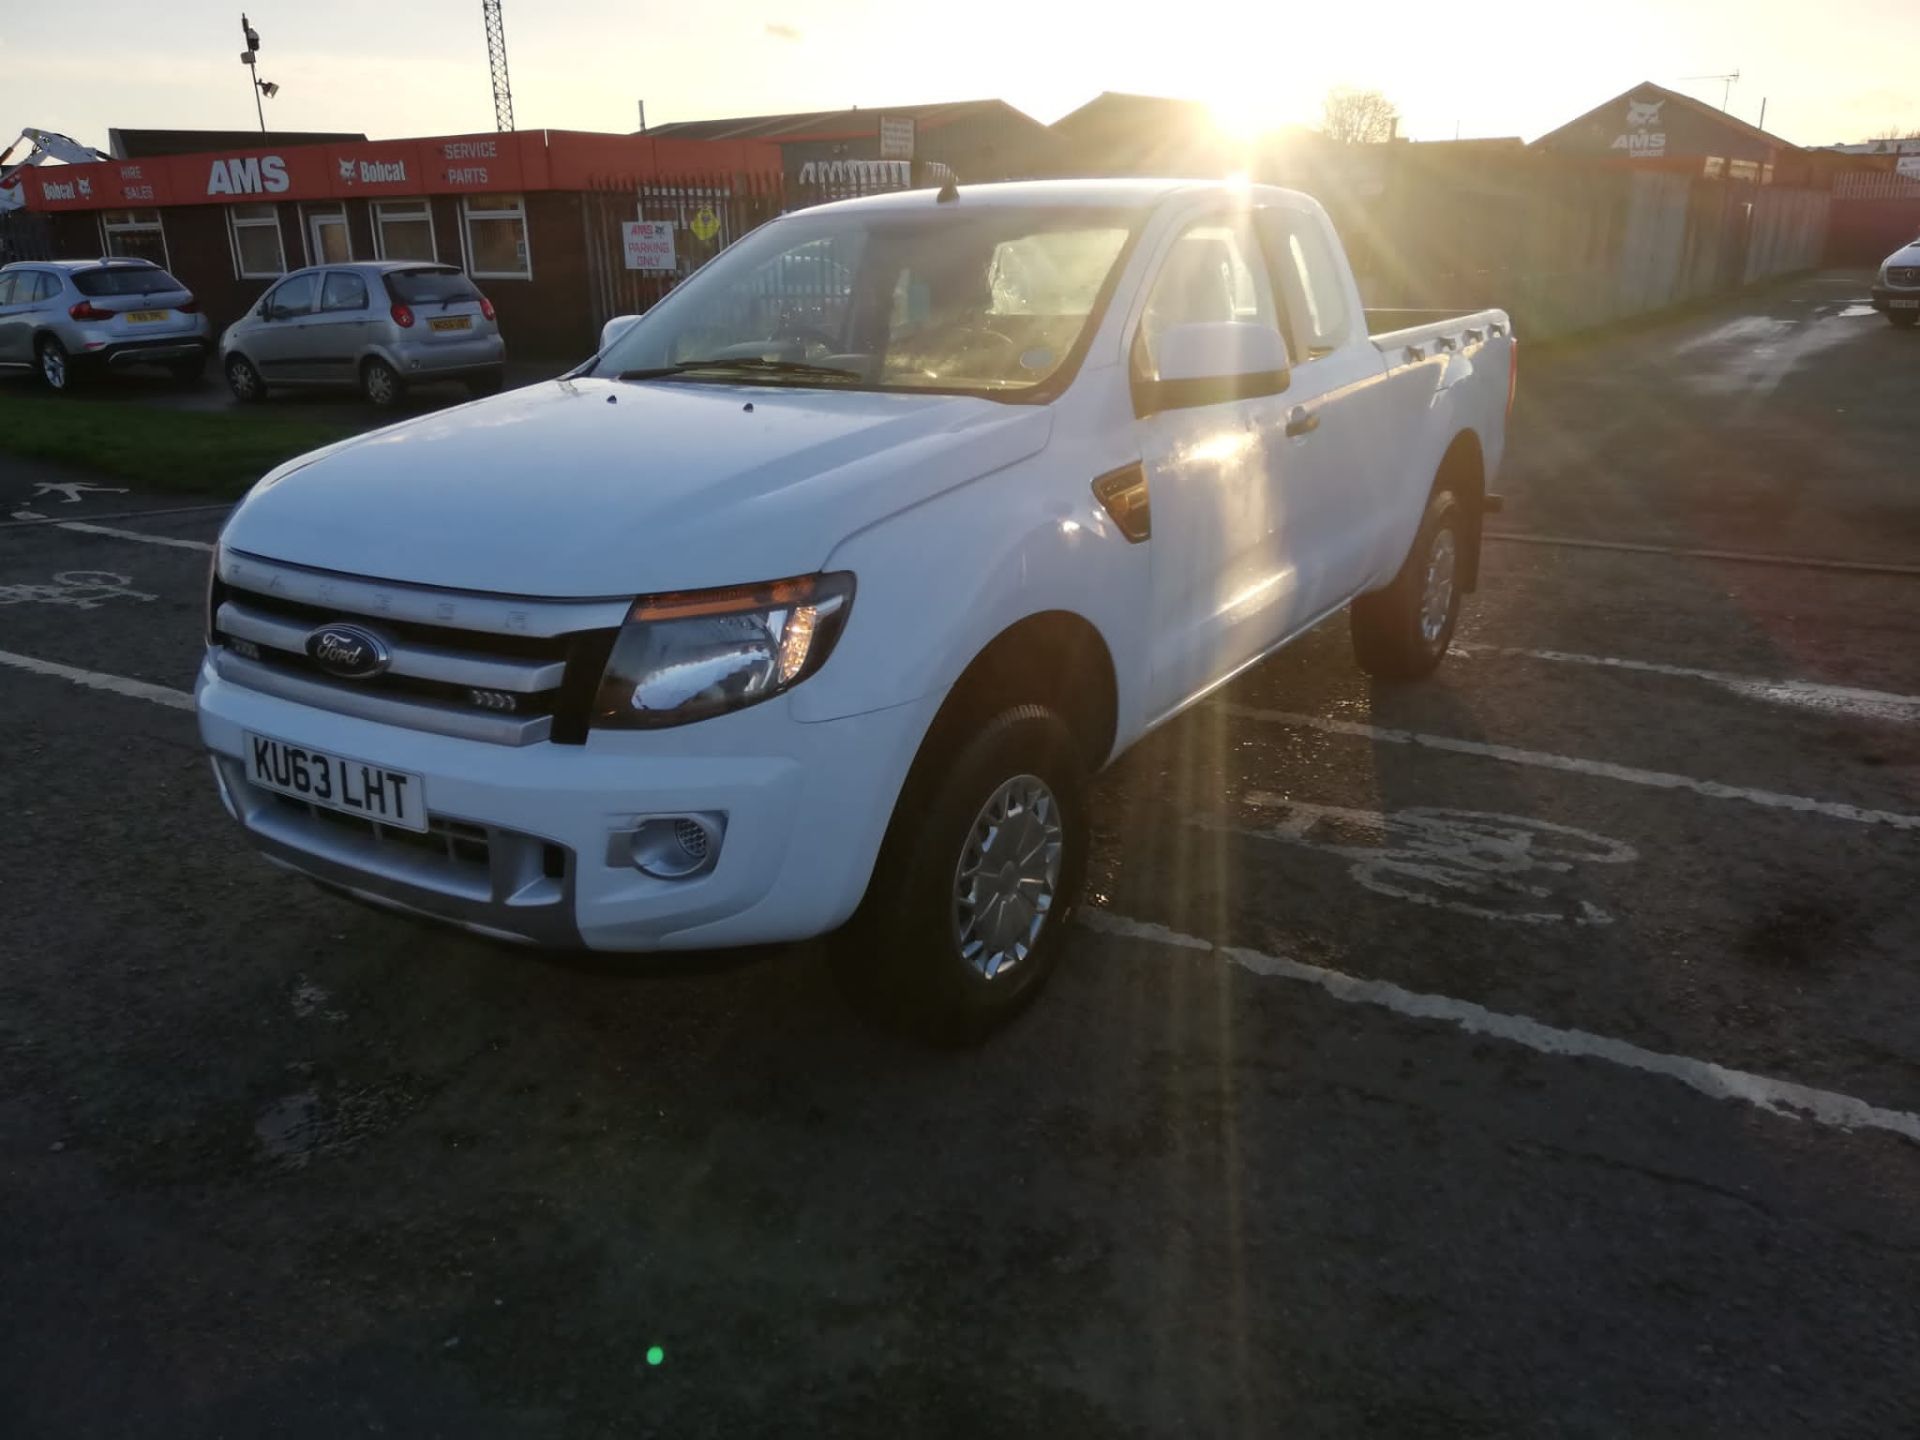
0 258 213 391
220 261 507 406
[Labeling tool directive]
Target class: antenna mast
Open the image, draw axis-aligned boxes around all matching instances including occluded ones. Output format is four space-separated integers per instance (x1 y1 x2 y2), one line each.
1679 70 1741 112
482 0 514 131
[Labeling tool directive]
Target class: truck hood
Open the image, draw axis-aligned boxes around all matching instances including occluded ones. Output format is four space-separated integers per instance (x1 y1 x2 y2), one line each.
222 377 1052 596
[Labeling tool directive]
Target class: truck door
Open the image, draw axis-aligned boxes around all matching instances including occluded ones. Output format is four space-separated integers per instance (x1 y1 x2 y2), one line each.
1255 204 1395 616
1130 213 1302 719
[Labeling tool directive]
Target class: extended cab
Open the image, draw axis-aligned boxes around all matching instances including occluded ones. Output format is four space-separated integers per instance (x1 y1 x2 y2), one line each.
196 180 1515 1038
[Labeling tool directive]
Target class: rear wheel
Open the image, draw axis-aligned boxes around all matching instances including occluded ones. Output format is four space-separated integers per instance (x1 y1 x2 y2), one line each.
834 705 1088 1043
37 336 75 392
1350 487 1466 680
225 354 266 402
361 357 404 407
1890 311 1919 329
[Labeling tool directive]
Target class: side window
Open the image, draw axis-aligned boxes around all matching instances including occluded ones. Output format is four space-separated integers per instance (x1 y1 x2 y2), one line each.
1135 216 1280 380
266 273 318 319
1262 211 1351 358
32 272 60 302
320 271 368 312
0 273 18 306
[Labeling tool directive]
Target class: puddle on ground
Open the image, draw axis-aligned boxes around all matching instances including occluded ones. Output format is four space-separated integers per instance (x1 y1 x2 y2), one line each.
1837 304 1879 318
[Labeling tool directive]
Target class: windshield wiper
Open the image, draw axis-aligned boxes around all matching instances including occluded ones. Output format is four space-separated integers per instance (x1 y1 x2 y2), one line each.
616 357 862 383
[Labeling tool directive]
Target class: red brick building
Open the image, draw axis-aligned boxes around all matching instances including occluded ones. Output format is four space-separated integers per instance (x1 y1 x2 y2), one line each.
21 129 781 357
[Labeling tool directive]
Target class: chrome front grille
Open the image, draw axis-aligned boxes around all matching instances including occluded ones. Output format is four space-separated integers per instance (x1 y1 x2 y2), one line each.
210 549 626 745
1889 266 1920 287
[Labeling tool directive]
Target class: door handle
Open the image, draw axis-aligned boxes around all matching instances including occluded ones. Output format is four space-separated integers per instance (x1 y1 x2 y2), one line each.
1285 406 1319 438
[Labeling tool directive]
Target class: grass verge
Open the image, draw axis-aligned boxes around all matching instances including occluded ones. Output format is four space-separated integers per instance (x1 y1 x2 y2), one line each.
0 389 358 496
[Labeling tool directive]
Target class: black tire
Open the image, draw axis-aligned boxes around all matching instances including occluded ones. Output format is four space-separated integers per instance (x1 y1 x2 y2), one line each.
361 357 405 407
465 368 506 397
1350 486 1466 680
225 353 266 403
833 705 1089 1044
37 336 76 392
169 355 207 386
1890 311 1919 330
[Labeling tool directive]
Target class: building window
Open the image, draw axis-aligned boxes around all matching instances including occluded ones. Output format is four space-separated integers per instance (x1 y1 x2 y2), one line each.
1761 164 1775 186
373 200 437 262
1727 159 1761 183
229 203 286 278
1703 156 1726 180
302 202 351 265
463 193 530 279
99 209 169 266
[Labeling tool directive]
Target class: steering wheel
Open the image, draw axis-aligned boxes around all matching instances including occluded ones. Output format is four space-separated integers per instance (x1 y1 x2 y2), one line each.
771 322 842 355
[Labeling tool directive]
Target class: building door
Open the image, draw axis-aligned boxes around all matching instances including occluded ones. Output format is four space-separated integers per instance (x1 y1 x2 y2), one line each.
308 209 350 265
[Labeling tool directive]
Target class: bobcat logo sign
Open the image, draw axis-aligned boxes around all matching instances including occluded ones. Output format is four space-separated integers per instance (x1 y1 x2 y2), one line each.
1611 97 1666 159
338 157 357 183
207 155 290 196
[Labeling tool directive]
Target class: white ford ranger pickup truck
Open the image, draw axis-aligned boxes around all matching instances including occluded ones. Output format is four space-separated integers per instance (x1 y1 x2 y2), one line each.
197 179 1515 1038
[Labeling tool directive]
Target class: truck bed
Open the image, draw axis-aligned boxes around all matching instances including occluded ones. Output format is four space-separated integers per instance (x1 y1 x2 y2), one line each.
1366 307 1513 369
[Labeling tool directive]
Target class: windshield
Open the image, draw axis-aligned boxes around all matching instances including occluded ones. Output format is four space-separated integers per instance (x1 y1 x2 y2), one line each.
73 267 186 297
386 267 483 304
591 204 1141 398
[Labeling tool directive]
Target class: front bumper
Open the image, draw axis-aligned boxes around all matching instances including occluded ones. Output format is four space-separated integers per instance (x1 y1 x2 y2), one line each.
1870 287 1920 312
195 655 937 953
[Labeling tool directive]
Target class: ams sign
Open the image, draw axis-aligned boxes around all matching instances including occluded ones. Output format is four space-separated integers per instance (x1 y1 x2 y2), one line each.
206 155 290 195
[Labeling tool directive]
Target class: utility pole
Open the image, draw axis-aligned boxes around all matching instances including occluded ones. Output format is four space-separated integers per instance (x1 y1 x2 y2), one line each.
238 13 278 133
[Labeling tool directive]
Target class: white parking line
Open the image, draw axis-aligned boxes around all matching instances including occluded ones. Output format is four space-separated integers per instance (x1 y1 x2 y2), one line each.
1453 642 1920 724
1213 703 1920 831
43 521 213 553
0 649 195 712
1080 908 1920 1146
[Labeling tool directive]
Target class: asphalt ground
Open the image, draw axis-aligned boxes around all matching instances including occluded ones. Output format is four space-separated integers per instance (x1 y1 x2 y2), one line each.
1 271 1917 1438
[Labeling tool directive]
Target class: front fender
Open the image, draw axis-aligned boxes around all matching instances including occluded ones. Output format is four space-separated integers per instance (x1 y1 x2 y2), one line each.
792 453 1149 730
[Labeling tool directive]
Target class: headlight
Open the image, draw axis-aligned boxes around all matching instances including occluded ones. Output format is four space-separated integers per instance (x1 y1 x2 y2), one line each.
591 572 854 729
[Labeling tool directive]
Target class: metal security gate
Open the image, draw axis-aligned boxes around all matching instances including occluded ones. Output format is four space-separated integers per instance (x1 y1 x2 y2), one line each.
0 209 53 264
579 166 928 344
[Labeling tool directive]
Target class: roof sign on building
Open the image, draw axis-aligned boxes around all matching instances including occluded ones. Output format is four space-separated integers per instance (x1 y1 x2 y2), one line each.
1610 97 1667 159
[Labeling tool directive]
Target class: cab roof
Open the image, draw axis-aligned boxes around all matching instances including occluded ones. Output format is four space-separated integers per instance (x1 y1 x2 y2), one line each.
803 177 1280 217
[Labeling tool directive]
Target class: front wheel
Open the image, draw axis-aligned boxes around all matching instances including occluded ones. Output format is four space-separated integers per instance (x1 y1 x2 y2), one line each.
361 357 404 407
1350 487 1466 680
833 705 1089 1043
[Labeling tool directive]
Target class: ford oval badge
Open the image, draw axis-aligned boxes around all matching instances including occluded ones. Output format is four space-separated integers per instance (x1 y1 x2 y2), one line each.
305 622 392 681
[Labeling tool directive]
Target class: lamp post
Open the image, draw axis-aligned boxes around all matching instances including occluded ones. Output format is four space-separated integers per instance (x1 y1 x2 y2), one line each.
239 14 278 133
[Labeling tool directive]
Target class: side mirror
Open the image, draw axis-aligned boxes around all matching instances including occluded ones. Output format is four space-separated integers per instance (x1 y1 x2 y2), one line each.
1134 321 1290 416
599 313 642 353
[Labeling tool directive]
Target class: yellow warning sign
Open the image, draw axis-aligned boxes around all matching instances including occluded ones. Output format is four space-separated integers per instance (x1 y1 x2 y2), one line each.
690 206 721 242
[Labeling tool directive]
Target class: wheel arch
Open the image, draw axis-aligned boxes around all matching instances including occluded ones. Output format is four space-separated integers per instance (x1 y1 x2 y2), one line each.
1434 428 1487 591
918 609 1119 780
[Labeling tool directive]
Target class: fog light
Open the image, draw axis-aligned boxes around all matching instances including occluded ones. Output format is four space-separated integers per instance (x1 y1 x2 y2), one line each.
621 813 725 879
469 688 519 712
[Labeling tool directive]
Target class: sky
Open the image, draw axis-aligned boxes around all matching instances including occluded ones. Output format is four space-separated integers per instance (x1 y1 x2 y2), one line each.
4 0 1917 153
